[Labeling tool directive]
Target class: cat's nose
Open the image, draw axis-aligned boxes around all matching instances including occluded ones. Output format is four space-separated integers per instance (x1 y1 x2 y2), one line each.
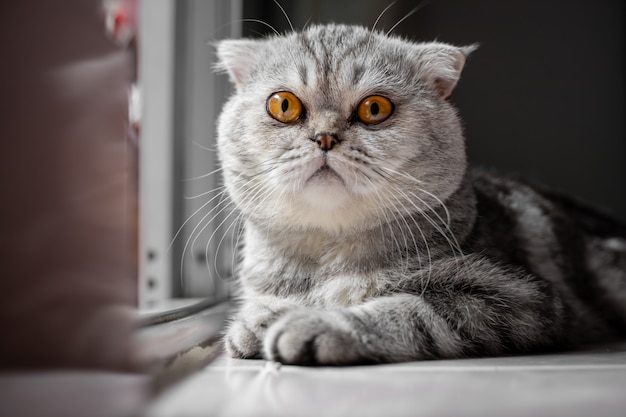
314 132 339 152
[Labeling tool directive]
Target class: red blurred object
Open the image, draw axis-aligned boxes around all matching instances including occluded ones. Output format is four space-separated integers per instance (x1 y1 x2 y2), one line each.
103 0 141 143
104 0 138 46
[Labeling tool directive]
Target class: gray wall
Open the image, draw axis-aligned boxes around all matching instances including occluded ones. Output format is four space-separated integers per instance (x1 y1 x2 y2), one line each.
243 0 625 221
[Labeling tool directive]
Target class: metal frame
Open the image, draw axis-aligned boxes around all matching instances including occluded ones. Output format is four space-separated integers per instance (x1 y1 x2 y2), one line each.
139 0 241 309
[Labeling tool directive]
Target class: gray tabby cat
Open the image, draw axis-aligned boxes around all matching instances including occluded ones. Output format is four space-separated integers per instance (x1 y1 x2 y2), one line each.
215 24 626 365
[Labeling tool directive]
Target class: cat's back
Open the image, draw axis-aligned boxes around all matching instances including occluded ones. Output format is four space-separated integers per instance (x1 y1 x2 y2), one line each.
468 167 626 246
466 167 626 342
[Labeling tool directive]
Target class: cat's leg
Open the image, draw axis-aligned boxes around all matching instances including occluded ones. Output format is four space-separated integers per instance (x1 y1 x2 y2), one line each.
264 256 565 365
224 296 299 359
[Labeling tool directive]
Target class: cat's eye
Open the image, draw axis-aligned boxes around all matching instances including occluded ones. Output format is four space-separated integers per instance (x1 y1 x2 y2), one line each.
356 95 394 125
267 91 304 123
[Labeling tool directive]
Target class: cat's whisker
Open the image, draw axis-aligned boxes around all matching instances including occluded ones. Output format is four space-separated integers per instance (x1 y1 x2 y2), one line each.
340 160 416 268
183 185 226 200
241 149 296 173
192 140 218 153
375 164 424 185
209 218 235 283
394 185 471 279
408 191 463 254
408 194 483 281
232 174 277 213
241 176 284 240
240 19 280 36
375 165 465 269
357 182 395 255
229 215 246 282
368 195 394 269
230 161 286 196
410 192 474 284
413 186 452 227
180 195 237 287
179 166 270 278
168 187 230 252
205 195 245 283
370 184 417 274
389 183 460 253
377 166 468 274
384 194 413 273
205 199 248 284
395 196 424 275
388 187 433 289
371 2 396 35
173 153 289 256
415 211 463 272
379 166 452 227
186 202 236 293
181 166 224 182
367 165 443 277
191 177 273 285
272 0 294 33
224 179 279 277
386 1 430 36
302 15 313 30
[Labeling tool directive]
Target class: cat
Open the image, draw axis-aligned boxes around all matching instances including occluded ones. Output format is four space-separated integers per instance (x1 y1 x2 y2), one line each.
214 23 626 365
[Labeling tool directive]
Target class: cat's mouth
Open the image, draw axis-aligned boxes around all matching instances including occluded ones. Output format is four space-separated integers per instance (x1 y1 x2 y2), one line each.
307 163 344 185
299 158 351 210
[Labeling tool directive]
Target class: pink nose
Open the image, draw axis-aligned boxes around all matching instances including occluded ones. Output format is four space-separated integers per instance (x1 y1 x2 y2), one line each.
314 133 339 152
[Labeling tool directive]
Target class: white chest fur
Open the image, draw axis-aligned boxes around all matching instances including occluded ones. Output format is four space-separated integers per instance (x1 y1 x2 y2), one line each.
307 272 384 307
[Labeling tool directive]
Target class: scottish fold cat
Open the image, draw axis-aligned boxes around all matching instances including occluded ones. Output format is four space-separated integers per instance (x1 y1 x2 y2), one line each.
215 24 626 365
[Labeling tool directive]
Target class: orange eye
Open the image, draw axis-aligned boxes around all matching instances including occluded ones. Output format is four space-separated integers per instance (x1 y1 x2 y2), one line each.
267 91 304 123
356 95 394 125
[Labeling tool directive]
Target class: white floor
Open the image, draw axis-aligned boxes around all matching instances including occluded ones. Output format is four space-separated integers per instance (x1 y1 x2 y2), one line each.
147 343 626 417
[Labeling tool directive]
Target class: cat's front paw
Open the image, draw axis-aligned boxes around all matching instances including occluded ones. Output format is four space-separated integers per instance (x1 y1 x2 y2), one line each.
224 299 296 359
224 319 262 359
263 311 365 365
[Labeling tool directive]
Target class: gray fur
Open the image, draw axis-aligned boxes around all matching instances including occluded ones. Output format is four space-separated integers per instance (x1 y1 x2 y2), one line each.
215 24 626 365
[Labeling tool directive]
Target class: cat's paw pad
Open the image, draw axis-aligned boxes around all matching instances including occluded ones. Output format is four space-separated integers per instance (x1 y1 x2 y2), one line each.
263 311 362 365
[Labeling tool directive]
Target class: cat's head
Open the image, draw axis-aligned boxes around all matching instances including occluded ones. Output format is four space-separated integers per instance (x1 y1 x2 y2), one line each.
216 24 474 234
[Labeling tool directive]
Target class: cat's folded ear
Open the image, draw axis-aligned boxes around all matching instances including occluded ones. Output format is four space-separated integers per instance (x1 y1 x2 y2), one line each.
214 39 264 88
414 43 478 99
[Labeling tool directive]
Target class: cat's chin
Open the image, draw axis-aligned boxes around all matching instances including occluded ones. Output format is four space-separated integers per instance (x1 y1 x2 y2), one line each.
286 165 376 231
291 195 361 233
300 179 351 211
297 161 349 208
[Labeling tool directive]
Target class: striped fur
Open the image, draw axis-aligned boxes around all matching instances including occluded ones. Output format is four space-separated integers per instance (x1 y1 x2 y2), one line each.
216 24 626 365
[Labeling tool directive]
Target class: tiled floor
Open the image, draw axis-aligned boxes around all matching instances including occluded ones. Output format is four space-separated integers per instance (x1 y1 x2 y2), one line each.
147 343 626 417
